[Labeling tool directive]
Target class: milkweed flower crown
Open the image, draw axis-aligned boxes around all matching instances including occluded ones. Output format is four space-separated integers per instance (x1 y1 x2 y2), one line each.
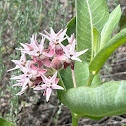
9 28 88 102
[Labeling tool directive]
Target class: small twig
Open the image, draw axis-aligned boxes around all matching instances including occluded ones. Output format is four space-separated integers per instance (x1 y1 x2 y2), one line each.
101 72 126 78
46 108 57 126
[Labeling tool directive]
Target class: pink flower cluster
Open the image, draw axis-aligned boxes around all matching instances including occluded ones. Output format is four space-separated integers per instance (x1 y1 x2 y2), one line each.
9 28 88 101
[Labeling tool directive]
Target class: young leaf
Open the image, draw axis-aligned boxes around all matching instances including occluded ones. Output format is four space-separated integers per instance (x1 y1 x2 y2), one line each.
63 17 76 46
100 5 121 48
66 16 76 37
0 118 16 126
93 28 101 56
89 28 126 74
76 0 109 63
61 80 126 118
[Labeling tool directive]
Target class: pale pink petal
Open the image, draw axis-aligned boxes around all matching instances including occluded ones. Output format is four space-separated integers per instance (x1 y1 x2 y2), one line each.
25 43 33 50
70 39 76 53
55 78 59 85
50 71 57 83
38 69 47 75
20 43 29 50
71 57 82 62
50 27 55 37
52 84 64 90
39 37 45 54
46 88 52 102
11 60 24 71
45 47 55 57
31 64 37 70
7 66 19 72
20 53 26 62
59 28 67 38
60 43 69 56
41 58 51 67
75 49 88 57
10 74 25 80
67 34 74 44
57 29 63 36
13 83 23 87
22 79 29 90
34 85 47 90
16 86 28 95
44 30 50 37
39 33 51 41
41 74 48 83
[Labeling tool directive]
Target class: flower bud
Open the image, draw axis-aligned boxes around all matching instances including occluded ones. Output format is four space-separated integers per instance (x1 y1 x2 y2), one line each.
51 57 63 70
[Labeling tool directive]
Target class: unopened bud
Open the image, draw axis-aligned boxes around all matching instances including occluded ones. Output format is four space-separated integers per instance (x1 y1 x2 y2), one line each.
51 57 63 70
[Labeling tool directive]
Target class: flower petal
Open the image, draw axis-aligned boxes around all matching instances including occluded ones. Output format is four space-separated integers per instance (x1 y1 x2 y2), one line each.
46 88 52 102
52 84 64 90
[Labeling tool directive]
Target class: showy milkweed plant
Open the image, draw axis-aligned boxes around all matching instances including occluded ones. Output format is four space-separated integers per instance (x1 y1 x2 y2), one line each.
6 0 126 126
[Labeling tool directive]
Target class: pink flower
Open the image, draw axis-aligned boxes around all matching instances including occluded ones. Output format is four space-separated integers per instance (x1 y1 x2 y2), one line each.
40 27 67 45
11 61 46 95
34 71 64 102
19 34 52 67
40 28 67 57
60 40 88 62
8 53 26 72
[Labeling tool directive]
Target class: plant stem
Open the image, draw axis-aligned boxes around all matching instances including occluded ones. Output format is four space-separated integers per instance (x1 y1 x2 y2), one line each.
86 72 94 86
71 69 76 88
72 113 79 126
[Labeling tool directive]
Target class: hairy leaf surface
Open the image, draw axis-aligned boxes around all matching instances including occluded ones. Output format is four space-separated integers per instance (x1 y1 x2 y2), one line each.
100 5 121 48
76 0 109 63
61 80 126 118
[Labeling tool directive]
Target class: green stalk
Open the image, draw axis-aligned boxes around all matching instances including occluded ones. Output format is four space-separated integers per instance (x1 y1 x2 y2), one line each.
72 112 79 126
86 72 94 86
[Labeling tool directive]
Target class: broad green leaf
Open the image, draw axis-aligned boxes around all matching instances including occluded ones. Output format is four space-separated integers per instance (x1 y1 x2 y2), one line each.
0 118 16 126
76 0 109 63
66 16 76 37
100 5 121 48
89 28 126 74
61 80 126 118
93 28 101 56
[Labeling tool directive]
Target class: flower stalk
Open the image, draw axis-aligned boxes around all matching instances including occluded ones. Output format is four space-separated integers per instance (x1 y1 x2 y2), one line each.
72 112 79 126
86 72 94 86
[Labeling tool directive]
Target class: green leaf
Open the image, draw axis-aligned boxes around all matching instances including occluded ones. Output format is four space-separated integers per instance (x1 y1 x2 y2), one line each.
0 118 16 126
60 61 101 90
74 62 89 87
61 80 126 118
100 5 121 48
63 17 76 46
60 67 73 90
93 28 101 56
76 0 109 63
89 28 126 74
120 13 126 29
66 16 76 37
